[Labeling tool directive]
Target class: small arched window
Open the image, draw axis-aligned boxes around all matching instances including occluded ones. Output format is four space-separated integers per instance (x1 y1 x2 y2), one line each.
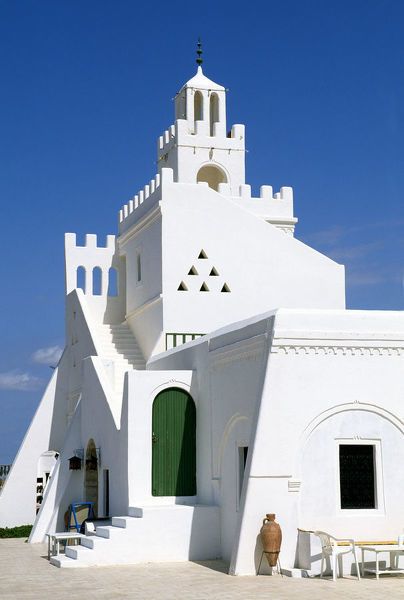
197 165 227 192
108 267 118 297
194 91 203 124
210 93 219 136
76 266 86 293
92 267 102 296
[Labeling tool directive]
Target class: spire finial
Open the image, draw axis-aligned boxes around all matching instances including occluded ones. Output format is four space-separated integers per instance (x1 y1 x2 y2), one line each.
196 37 203 67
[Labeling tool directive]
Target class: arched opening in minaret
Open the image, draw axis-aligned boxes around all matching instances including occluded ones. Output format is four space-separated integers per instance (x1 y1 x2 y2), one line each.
197 165 227 192
210 93 219 136
194 91 203 124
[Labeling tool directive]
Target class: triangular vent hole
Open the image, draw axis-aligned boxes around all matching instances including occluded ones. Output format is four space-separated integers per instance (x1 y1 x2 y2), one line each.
198 250 208 259
221 283 231 293
200 282 209 292
188 266 198 275
209 267 219 276
178 281 188 291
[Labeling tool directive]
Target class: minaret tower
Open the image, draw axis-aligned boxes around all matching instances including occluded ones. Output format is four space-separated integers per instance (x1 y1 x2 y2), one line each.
157 40 246 194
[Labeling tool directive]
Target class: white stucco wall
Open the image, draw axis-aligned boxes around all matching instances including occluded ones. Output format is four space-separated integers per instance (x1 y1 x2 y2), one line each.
0 367 60 527
160 182 344 337
150 308 404 574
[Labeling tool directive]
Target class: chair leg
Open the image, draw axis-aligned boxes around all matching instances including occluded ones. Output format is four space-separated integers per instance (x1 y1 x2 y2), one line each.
332 554 337 581
320 555 324 578
353 551 361 581
338 554 343 578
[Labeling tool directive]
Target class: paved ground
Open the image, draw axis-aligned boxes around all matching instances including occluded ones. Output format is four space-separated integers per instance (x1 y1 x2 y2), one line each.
1 539 403 599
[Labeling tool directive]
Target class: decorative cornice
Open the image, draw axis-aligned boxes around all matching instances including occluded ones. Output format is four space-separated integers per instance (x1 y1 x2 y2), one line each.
271 343 404 356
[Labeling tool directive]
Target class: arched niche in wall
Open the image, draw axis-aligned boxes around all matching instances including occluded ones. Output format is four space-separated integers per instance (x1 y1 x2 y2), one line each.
92 267 102 296
84 438 98 516
108 267 118 297
210 93 219 136
36 450 59 515
197 164 227 192
194 90 203 123
76 266 86 293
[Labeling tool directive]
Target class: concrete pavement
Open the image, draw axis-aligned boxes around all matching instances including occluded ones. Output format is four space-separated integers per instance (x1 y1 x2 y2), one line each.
1 539 403 599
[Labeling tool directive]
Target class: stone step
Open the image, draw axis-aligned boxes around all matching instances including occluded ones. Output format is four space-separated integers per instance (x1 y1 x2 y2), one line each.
50 556 87 568
95 525 126 539
111 516 129 528
65 544 94 560
81 536 111 550
111 515 147 529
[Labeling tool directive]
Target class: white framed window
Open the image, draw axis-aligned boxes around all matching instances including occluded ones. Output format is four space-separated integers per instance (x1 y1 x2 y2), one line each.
336 439 385 516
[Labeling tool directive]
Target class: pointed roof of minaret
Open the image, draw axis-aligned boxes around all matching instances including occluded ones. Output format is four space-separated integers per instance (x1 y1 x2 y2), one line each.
183 66 225 91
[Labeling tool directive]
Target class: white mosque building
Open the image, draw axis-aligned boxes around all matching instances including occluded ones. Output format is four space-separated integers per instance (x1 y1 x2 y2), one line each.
1 52 403 575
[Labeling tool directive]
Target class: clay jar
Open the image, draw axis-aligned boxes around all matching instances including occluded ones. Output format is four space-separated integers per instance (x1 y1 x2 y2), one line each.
260 513 282 567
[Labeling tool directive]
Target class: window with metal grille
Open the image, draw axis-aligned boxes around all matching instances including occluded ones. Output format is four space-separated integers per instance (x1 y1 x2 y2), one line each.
339 444 376 509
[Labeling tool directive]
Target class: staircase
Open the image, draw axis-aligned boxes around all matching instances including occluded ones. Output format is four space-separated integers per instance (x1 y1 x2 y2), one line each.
95 322 146 396
50 505 220 568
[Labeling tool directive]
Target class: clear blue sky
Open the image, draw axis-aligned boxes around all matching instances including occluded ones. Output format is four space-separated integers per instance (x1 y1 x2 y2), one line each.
0 0 403 463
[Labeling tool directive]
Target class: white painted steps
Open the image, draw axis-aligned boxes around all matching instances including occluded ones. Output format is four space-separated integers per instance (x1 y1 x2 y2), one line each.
96 323 145 369
94 322 146 399
50 504 220 568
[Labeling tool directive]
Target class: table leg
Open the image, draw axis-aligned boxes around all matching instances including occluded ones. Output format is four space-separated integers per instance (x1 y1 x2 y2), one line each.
361 549 364 577
376 553 379 580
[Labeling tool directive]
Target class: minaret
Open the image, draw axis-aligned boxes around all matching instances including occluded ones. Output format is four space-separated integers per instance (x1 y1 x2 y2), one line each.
157 40 246 195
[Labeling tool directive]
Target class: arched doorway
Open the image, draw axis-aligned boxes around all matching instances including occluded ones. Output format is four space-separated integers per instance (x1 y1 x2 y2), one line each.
152 388 196 496
84 439 98 516
197 165 227 191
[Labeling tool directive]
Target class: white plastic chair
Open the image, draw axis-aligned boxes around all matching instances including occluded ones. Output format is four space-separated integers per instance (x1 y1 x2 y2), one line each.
314 530 360 581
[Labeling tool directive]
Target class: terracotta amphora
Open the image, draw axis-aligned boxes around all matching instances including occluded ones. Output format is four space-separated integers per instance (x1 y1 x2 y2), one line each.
260 513 282 567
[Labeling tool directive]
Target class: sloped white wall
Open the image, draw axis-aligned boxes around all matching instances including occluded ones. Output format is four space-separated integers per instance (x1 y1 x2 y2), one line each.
161 182 345 337
0 367 60 527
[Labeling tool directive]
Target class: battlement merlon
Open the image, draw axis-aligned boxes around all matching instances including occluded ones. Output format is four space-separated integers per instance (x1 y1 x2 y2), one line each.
65 233 115 250
118 167 297 238
64 233 117 295
157 120 245 159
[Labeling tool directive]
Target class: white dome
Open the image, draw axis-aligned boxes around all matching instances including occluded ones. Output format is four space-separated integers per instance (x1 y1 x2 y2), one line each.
182 66 225 91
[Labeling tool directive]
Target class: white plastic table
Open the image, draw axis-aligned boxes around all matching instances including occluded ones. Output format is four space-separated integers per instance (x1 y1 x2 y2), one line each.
360 545 404 579
46 532 84 560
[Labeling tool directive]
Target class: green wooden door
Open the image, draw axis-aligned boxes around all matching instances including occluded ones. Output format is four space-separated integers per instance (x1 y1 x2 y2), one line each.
152 388 196 496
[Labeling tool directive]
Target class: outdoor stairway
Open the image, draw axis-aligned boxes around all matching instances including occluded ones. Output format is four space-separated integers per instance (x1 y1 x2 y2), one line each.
95 322 146 394
50 505 220 568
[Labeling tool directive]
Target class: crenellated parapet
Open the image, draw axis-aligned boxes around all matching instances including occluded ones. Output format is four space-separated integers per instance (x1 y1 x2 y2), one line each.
117 166 296 238
119 172 162 225
64 233 119 297
218 183 297 235
118 168 177 236
157 120 245 165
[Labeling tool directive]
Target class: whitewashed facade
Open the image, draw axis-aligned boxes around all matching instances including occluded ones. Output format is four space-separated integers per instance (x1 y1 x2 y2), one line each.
1 64 403 575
